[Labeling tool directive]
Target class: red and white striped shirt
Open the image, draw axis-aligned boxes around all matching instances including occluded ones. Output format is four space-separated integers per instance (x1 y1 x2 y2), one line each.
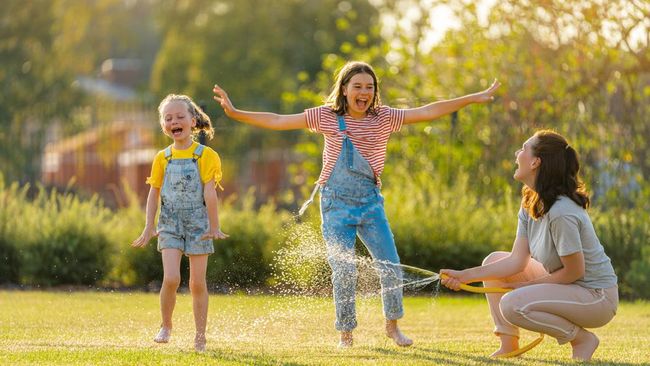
305 105 405 186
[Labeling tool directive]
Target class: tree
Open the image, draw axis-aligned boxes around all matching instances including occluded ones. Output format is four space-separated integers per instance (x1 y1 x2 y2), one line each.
0 1 80 182
0 0 160 183
285 0 649 204
150 0 382 157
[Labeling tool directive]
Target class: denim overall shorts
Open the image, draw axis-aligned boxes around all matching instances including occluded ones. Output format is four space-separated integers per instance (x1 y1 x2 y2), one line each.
157 144 214 256
318 115 404 332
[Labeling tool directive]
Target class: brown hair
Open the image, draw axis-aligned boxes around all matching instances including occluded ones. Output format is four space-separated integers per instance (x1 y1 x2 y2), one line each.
326 61 381 116
158 94 214 140
522 129 590 218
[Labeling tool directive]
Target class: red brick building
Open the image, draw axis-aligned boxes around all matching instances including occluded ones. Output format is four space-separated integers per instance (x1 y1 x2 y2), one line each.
41 121 156 207
41 121 301 208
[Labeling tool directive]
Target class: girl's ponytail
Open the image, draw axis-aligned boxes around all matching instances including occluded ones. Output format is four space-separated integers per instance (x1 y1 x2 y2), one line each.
188 101 214 140
158 94 214 140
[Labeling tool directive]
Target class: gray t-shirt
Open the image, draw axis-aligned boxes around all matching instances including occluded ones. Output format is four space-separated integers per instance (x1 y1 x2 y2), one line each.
516 195 617 289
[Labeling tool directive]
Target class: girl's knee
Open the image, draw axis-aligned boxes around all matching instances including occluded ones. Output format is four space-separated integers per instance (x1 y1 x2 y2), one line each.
162 275 181 289
482 251 510 266
189 278 207 294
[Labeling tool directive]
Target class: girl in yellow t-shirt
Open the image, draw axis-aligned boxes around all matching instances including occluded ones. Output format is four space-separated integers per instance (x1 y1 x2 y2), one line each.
132 94 228 352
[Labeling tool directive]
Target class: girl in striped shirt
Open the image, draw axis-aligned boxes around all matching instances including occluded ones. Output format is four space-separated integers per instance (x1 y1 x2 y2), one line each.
213 61 499 348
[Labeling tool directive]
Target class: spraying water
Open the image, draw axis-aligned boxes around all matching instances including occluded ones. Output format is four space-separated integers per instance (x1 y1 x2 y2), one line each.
271 221 442 298
199 220 444 345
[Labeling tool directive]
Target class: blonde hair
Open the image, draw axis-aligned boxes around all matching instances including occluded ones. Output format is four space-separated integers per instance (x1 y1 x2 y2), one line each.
158 94 214 140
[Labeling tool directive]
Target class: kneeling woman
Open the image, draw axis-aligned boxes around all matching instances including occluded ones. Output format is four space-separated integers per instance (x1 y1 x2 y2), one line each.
441 130 617 361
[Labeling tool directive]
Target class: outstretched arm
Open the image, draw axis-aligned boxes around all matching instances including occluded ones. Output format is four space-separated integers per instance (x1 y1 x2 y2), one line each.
213 84 307 130
403 79 501 125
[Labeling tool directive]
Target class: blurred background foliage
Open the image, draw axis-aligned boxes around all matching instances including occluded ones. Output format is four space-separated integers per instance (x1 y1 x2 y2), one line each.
1 0 649 297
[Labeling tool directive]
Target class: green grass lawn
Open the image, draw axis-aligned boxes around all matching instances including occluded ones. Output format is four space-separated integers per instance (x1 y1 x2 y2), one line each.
1 291 648 365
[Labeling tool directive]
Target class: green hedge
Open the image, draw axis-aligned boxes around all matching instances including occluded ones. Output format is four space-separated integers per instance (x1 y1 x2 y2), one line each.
1 174 650 298
384 169 517 273
206 193 291 290
625 247 650 300
0 179 115 286
0 237 19 284
20 225 112 286
0 180 25 283
593 207 650 299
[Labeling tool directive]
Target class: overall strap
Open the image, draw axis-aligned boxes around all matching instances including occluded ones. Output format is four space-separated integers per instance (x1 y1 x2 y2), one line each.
337 115 347 132
160 145 173 206
192 143 205 162
298 115 346 217
163 145 173 161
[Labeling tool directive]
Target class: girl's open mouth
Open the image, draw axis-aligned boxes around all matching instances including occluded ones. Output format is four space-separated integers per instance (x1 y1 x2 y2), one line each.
356 98 368 109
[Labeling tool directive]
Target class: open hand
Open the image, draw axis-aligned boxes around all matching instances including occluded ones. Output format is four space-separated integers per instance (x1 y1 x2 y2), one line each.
131 227 158 248
200 228 229 241
213 84 236 117
474 79 501 103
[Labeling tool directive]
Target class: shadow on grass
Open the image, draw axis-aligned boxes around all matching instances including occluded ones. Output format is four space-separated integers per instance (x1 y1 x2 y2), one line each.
8 343 644 365
201 349 307 366
369 346 518 365
523 356 642 366
368 346 644 366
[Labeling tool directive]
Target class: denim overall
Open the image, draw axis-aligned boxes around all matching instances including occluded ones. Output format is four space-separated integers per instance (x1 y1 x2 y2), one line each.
157 144 213 255
320 115 403 332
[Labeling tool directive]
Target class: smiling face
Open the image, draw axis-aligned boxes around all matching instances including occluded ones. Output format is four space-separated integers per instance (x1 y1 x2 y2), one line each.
160 100 196 148
514 136 541 188
342 72 376 118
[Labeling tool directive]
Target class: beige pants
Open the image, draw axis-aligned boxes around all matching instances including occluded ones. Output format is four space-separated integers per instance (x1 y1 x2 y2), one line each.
483 251 618 344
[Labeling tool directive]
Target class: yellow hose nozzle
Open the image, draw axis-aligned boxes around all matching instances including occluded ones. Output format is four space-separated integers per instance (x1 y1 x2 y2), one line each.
439 273 511 293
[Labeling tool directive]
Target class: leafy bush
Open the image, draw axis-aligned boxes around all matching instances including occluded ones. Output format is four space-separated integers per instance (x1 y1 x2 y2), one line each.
18 190 113 286
21 226 111 286
384 169 518 273
593 207 650 298
206 192 291 290
1 173 650 299
0 237 19 284
104 185 168 288
0 178 25 283
625 247 650 300
625 246 650 299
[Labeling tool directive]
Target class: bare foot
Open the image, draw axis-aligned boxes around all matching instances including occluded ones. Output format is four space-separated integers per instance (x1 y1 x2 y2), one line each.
194 333 206 352
154 327 171 343
385 320 413 347
490 334 519 357
339 331 353 348
571 329 599 361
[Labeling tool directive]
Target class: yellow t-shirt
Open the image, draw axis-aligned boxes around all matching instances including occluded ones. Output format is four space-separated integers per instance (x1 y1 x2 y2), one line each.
146 141 223 190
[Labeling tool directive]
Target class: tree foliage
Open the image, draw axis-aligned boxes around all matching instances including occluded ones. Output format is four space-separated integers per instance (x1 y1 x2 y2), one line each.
150 0 382 156
286 0 649 207
0 0 159 182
